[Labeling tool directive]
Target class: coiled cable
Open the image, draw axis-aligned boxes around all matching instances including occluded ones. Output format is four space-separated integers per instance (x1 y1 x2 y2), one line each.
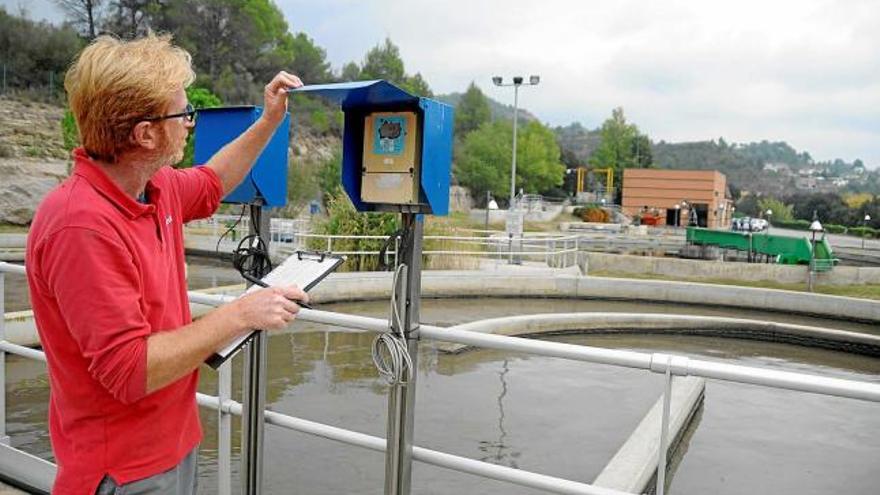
371 263 414 385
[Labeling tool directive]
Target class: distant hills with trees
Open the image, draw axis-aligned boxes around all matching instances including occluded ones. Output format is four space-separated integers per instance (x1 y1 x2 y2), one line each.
2 2 877 226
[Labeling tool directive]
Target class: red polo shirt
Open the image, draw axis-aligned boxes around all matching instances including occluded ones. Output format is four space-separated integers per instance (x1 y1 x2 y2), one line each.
26 148 222 494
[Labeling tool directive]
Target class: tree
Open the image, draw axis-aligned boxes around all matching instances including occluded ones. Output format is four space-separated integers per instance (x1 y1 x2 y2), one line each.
454 121 509 203
0 7 83 92
288 32 331 84
54 0 104 39
402 72 432 97
103 0 157 38
340 62 360 81
179 86 222 168
787 192 853 225
735 194 760 217
153 0 310 104
516 121 565 194
356 38 432 95
454 82 491 138
455 120 564 204
590 107 638 170
360 38 406 83
757 197 794 223
631 133 653 168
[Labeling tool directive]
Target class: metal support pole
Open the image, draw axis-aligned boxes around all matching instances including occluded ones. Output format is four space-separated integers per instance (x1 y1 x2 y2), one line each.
510 85 520 209
0 272 8 444
656 357 673 495
218 361 232 495
485 191 490 230
385 213 423 495
242 204 270 495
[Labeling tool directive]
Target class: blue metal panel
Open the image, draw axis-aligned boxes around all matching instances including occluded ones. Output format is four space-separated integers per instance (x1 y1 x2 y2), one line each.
193 106 290 206
341 107 367 212
418 98 454 215
290 80 418 109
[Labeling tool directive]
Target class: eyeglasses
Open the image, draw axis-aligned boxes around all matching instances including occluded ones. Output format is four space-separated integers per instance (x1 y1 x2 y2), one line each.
141 103 196 123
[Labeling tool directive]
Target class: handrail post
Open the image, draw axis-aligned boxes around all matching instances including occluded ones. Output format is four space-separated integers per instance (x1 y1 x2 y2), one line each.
0 271 8 444
218 361 232 495
656 356 673 495
385 213 423 495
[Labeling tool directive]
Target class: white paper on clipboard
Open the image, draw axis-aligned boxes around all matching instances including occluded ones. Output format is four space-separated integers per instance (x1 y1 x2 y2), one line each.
205 251 345 369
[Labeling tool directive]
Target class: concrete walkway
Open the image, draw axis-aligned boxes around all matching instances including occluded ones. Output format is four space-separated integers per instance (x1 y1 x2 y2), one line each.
0 482 27 494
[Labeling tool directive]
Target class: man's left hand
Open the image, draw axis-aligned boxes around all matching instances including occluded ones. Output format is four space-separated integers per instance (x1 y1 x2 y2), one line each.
261 71 303 125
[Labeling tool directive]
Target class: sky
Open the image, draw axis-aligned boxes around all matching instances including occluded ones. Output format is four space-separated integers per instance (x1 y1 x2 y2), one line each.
6 0 880 168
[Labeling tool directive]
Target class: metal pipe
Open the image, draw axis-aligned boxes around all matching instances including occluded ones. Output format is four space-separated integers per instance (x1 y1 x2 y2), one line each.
194 394 630 495
0 262 25 275
0 341 46 362
0 442 55 494
419 326 653 370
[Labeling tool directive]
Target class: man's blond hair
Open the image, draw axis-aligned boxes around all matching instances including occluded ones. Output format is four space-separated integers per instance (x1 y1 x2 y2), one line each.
64 34 195 163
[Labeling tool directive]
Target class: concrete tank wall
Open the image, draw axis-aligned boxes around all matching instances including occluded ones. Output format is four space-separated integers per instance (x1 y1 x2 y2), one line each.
578 251 880 286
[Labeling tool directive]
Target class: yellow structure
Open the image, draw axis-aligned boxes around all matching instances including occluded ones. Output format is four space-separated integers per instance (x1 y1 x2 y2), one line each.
576 167 614 194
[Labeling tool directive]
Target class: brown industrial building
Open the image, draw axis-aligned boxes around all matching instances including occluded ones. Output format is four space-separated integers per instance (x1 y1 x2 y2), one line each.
622 169 733 229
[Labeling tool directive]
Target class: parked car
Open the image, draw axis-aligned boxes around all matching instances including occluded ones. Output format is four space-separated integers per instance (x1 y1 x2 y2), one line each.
731 217 767 232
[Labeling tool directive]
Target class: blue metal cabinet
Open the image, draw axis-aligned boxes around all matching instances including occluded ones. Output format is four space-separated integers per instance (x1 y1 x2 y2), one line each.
193 106 290 207
292 80 453 215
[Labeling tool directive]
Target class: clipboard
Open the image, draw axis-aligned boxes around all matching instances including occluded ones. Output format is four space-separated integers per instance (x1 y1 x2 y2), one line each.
205 250 345 369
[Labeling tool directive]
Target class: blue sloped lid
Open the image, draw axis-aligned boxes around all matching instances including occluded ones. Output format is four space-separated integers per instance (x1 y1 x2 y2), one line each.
290 80 418 108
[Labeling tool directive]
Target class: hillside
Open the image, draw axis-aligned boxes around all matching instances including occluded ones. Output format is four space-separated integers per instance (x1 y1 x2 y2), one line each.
0 96 339 225
0 97 69 225
551 121 875 196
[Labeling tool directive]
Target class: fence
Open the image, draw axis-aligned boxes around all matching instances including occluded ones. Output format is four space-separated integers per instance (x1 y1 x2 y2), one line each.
183 217 581 269
1 261 880 494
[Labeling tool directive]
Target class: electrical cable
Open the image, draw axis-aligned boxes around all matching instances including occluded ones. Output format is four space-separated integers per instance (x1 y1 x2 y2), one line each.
377 222 412 271
215 204 248 254
231 205 272 285
371 262 414 385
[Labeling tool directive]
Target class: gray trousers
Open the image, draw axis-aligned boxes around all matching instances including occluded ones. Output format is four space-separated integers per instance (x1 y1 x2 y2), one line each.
95 448 198 495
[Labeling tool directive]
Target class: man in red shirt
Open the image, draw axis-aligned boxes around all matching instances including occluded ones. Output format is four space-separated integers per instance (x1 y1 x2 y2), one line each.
26 34 307 494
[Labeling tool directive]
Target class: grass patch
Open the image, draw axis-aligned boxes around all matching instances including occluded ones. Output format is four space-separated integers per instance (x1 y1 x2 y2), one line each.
0 223 28 233
587 270 880 301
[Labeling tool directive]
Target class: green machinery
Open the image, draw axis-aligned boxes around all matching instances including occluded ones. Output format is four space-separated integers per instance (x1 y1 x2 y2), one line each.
686 227 837 270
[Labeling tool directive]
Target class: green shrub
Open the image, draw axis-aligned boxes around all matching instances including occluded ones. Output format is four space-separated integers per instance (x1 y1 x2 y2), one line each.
849 226 879 238
824 224 847 234
61 108 78 153
310 109 329 134
309 191 399 271
180 86 222 168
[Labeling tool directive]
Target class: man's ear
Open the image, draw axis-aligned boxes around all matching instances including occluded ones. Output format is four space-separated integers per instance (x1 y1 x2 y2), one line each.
130 121 160 150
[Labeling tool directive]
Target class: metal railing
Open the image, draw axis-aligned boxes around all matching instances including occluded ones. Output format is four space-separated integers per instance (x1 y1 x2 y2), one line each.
2 261 880 495
273 232 582 268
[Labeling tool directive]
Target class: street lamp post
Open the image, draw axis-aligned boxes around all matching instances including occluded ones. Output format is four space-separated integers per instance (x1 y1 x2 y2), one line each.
863 214 872 251
674 204 680 228
492 75 540 210
765 209 773 235
808 212 824 292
